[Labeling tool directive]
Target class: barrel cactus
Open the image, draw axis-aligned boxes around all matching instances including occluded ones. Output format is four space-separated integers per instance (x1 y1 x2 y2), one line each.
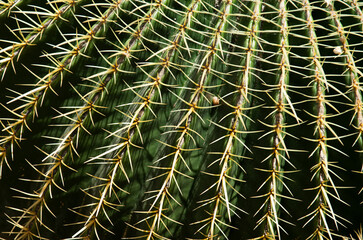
1 0 363 239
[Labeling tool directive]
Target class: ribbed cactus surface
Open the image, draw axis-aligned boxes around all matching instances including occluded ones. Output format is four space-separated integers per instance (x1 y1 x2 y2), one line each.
1 0 363 239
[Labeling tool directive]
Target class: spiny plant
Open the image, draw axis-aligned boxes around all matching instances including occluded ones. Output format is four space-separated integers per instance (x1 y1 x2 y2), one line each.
1 0 363 239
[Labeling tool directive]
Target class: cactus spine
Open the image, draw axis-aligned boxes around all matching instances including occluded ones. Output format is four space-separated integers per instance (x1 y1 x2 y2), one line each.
0 0 363 239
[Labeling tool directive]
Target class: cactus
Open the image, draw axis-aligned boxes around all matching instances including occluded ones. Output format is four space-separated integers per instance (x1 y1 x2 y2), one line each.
1 0 363 239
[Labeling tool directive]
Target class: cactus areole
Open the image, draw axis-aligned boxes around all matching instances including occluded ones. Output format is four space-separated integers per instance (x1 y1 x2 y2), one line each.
0 0 363 239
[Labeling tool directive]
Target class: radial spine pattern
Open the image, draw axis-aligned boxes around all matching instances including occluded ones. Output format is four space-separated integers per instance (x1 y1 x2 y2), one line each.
0 0 363 239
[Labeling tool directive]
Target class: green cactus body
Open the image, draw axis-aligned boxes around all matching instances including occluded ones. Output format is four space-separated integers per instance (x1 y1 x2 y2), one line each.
0 0 363 239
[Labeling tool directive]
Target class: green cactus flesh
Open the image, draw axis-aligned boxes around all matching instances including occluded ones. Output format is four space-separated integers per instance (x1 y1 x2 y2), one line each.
1 0 363 239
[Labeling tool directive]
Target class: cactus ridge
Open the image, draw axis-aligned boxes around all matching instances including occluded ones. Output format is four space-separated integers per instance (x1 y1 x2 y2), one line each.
0 0 363 239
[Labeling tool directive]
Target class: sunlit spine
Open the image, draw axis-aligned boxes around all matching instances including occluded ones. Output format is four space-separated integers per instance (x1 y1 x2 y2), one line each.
0 0 86 79
133 0 234 238
253 1 300 239
300 1 346 239
194 1 261 239
0 0 125 179
70 0 202 238
3 1 130 238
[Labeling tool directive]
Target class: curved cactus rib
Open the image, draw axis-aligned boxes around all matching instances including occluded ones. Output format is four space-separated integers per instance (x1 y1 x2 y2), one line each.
191 1 262 239
128 1 234 239
0 53 71 182
35 0 149 165
297 1 350 239
68 0 197 238
252 1 301 239
1 0 363 239
3 1 136 238
4 155 75 240
0 0 85 79
333 1 363 149
80 0 172 83
0 0 126 179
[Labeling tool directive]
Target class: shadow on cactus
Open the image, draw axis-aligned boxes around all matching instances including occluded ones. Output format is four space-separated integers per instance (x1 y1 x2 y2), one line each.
1 0 363 239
